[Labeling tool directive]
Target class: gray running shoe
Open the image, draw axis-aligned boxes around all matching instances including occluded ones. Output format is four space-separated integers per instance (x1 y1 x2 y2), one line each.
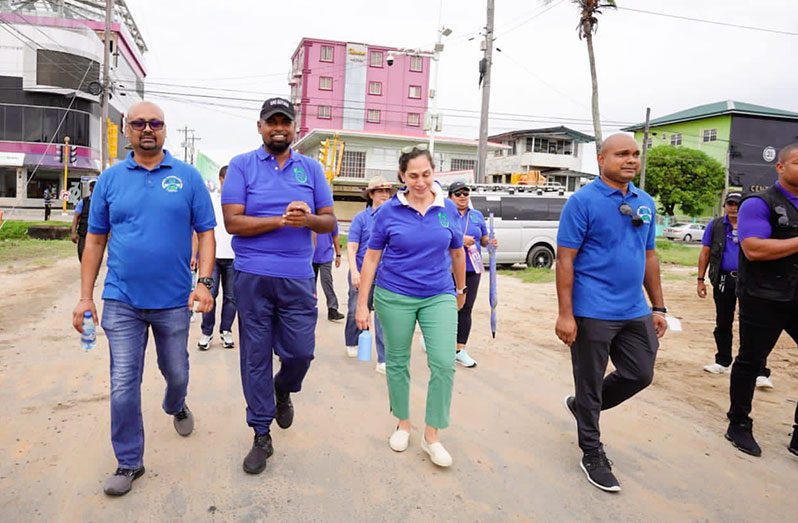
103 466 145 496
173 405 194 437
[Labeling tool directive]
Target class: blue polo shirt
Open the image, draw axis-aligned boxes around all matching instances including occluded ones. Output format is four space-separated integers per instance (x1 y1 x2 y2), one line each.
88 150 216 309
557 178 657 320
349 207 377 271
312 223 339 264
701 216 738 272
369 187 464 298
222 147 334 278
455 208 488 273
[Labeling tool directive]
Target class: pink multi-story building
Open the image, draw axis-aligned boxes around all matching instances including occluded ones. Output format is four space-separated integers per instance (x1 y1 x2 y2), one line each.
290 38 431 139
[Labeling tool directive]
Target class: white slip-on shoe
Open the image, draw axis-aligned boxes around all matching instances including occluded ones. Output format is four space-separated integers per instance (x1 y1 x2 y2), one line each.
455 349 478 368
756 376 775 389
346 346 358 358
197 334 212 351
421 436 453 467
389 427 410 452
703 363 730 374
375 362 386 375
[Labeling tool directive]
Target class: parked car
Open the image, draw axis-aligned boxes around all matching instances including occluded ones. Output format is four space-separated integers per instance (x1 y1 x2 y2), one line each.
470 190 568 269
662 222 706 242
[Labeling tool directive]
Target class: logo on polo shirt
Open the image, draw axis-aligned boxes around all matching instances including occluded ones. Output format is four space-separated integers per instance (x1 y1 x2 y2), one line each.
293 166 308 183
162 175 184 193
438 211 449 228
637 205 653 224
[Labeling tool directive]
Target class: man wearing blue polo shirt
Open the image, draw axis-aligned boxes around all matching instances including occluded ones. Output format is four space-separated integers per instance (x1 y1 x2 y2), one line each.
556 133 668 493
223 98 336 475
71 101 216 496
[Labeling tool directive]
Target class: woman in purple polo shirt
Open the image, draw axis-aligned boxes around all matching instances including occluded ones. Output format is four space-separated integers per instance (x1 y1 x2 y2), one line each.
356 145 466 468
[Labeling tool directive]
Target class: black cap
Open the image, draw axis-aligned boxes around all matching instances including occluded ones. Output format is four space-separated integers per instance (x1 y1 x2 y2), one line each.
260 97 295 121
725 191 742 203
448 181 469 194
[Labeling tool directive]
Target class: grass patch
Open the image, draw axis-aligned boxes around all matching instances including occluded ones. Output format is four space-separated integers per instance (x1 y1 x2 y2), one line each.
499 267 556 284
656 238 700 267
0 239 75 268
0 220 70 240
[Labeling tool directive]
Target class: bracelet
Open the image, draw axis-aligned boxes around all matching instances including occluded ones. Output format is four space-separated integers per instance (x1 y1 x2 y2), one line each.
652 306 668 313
697 277 705 281
80 298 93 301
653 311 667 317
336 254 341 257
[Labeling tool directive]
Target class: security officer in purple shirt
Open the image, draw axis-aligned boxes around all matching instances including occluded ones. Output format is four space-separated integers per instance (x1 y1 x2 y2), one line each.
725 143 798 458
696 192 771 384
222 98 336 475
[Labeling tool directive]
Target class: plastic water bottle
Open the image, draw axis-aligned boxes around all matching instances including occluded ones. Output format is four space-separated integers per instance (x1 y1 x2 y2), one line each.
81 311 96 351
357 330 372 361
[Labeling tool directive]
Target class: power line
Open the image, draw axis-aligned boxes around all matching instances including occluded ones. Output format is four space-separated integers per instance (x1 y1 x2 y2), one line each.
618 6 798 37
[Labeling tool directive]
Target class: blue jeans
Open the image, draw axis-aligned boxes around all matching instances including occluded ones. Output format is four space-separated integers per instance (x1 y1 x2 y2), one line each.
101 299 191 469
344 272 385 363
201 258 237 335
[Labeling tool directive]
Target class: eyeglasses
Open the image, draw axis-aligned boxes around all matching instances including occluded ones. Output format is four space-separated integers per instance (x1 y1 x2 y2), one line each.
452 190 470 197
619 203 644 227
774 205 790 227
128 119 165 131
400 143 429 154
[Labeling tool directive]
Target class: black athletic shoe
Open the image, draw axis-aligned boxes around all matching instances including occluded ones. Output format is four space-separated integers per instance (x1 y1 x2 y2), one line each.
328 308 345 321
564 395 577 425
275 391 294 429
580 451 621 492
725 421 762 457
243 433 274 474
789 427 798 457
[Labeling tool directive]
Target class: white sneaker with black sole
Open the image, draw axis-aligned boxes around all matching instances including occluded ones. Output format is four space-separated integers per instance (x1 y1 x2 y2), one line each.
197 334 212 351
455 349 477 368
220 331 235 349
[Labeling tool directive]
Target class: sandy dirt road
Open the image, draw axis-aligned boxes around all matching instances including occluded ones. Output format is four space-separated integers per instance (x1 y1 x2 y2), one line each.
0 256 796 522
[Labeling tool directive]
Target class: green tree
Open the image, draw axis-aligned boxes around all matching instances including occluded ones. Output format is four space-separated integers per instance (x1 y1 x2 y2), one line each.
635 146 725 217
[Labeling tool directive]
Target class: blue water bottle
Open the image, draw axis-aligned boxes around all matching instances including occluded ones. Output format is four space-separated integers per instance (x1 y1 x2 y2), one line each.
81 311 96 351
357 330 372 361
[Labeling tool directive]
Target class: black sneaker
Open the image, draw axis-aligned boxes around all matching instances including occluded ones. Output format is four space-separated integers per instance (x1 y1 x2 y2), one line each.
327 308 345 321
725 421 762 457
103 466 145 496
243 433 274 474
564 395 577 426
580 451 621 492
275 391 294 429
788 426 798 457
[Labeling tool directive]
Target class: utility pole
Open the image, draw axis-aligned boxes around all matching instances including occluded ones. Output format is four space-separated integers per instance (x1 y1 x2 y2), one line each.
188 132 201 165
100 0 115 171
178 126 194 163
639 107 651 190
476 0 495 185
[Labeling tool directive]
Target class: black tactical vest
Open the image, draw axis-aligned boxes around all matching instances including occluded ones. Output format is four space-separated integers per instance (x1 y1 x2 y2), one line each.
77 196 91 236
707 217 727 287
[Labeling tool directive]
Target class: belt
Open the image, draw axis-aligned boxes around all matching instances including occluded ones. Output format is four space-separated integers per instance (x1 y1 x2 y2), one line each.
721 271 738 278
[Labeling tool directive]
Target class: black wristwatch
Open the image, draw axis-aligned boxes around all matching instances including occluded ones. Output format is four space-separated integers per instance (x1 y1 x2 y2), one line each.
652 306 668 314
197 277 214 290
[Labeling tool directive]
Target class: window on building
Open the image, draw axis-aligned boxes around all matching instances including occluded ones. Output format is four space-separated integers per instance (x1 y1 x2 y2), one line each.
0 167 16 197
320 45 334 62
367 109 381 123
368 81 382 95
525 138 534 152
36 49 100 92
341 150 366 178
408 85 422 99
451 159 476 172
0 104 91 146
406 113 421 127
319 76 333 91
317 105 332 119
702 129 717 142
645 138 653 149
670 133 682 146
410 55 423 72
531 137 574 155
369 50 383 67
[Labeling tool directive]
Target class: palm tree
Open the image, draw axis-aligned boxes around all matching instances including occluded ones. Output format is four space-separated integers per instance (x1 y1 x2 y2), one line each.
569 0 617 150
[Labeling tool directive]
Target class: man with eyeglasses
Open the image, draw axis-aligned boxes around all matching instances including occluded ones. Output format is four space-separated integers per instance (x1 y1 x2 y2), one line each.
555 133 667 493
222 98 336 475
696 192 774 387
726 143 798 458
71 101 217 496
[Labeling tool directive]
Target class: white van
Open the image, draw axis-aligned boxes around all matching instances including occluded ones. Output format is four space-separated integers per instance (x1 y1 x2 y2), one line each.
469 190 568 269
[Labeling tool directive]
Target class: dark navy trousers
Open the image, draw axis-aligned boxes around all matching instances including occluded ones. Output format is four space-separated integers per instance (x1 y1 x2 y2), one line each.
234 271 317 435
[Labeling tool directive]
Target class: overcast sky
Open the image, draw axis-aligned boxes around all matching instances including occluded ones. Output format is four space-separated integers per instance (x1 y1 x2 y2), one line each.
125 0 798 172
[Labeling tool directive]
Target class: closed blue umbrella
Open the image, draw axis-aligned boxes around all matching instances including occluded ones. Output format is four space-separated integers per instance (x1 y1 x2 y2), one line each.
487 212 498 338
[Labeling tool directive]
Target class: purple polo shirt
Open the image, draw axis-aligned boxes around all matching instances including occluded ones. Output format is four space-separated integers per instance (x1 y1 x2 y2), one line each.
222 147 334 279
701 216 739 272
738 182 798 242
312 223 339 264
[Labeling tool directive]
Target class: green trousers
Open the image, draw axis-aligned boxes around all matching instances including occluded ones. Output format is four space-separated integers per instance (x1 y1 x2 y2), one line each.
374 286 457 429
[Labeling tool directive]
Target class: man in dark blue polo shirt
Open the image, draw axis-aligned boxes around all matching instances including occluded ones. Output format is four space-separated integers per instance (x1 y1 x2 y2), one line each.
222 98 336 475
556 133 668 493
71 101 216 497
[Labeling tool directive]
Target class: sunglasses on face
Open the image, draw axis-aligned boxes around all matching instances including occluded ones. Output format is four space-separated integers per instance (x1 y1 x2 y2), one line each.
452 190 470 197
619 203 644 227
400 143 429 154
128 119 165 131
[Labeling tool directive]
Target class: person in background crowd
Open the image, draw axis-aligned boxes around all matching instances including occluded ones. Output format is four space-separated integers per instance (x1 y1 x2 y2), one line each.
313 225 345 321
43 185 52 221
70 180 96 261
356 145 466 468
345 175 392 373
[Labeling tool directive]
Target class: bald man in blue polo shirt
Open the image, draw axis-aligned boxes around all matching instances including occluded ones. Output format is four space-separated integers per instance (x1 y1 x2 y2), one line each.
223 98 336 475
556 133 668 493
